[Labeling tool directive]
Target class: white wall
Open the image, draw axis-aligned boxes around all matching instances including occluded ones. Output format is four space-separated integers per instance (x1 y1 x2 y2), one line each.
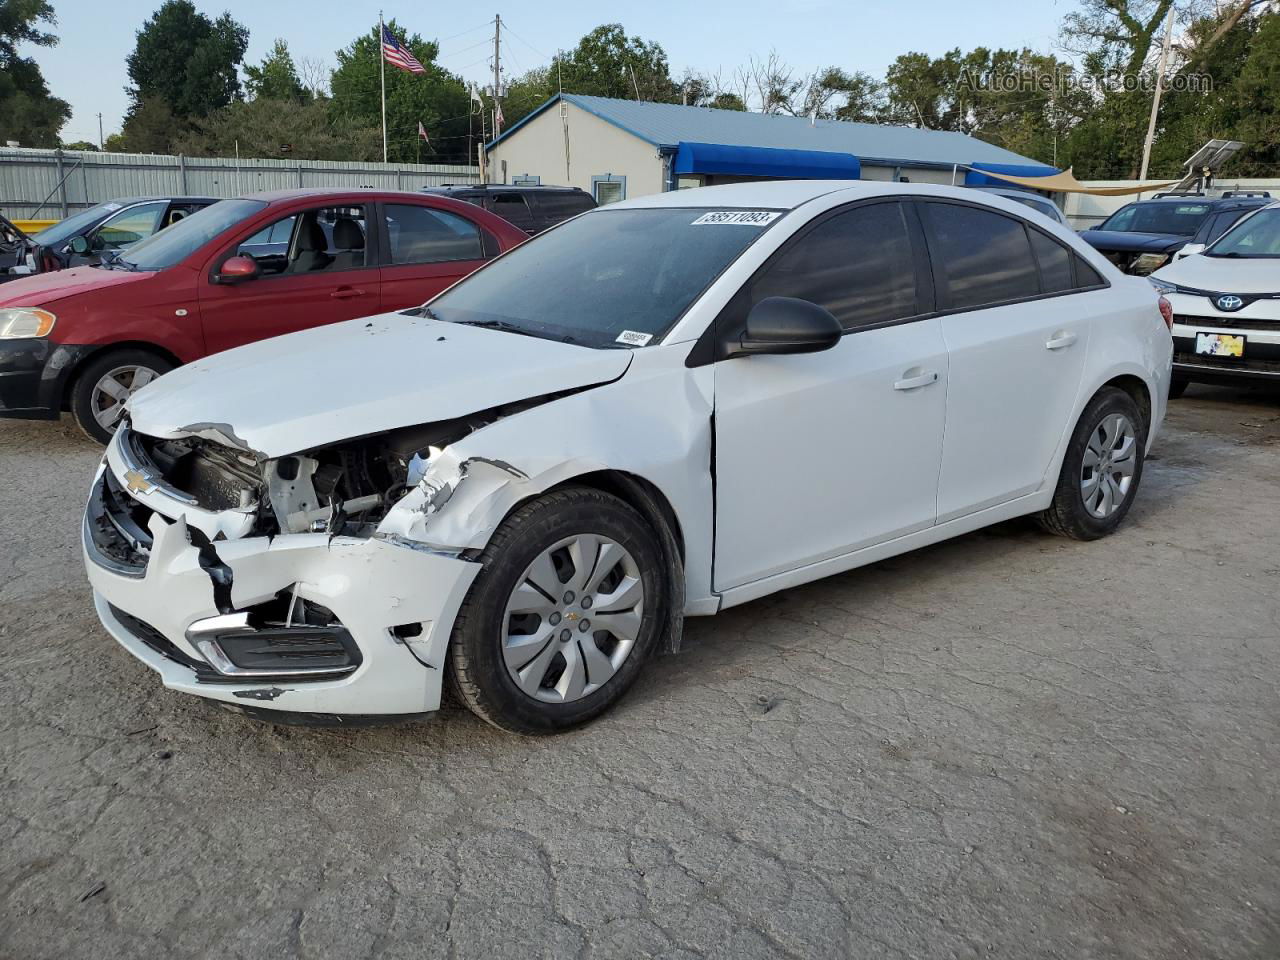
485 102 665 200
1065 177 1280 229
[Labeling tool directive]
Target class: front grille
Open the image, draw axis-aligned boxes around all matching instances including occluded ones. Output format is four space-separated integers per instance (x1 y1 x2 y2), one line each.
85 470 156 575
107 603 219 679
1174 313 1280 332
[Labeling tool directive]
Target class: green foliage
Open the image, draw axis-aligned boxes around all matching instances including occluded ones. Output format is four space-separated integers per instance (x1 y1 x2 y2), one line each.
61 139 98 151
329 20 473 163
551 24 676 102
174 96 381 161
126 1 248 122
0 0 69 146
245 38 306 102
115 96 179 153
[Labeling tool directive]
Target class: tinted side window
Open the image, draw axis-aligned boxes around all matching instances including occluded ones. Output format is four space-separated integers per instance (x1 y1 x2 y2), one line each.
750 202 920 331
1074 256 1104 288
535 192 595 220
1205 210 1245 244
1029 230 1073 293
385 204 484 264
487 192 532 223
925 202 1040 309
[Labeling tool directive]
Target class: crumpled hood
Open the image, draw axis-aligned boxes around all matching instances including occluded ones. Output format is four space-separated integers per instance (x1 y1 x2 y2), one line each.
0 264 153 305
1079 229 1185 254
1152 253 1280 294
127 312 632 458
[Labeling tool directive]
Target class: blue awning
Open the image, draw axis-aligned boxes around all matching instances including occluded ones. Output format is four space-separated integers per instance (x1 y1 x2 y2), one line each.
674 141 861 180
964 162 1061 188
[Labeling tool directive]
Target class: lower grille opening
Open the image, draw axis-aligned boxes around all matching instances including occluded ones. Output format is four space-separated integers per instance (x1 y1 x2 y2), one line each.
186 590 361 680
107 604 219 679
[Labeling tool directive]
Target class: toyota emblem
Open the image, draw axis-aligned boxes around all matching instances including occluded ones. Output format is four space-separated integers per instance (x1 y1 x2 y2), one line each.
1215 295 1245 312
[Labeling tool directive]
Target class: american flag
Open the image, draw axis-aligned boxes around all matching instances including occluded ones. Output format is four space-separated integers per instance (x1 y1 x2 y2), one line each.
382 25 425 74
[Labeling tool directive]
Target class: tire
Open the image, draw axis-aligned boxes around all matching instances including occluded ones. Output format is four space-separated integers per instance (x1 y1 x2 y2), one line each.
70 348 175 444
447 487 667 734
1168 376 1189 399
1037 386 1147 541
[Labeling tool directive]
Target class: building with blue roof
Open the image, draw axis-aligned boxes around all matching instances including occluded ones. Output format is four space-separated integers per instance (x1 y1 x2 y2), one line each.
484 93 1056 204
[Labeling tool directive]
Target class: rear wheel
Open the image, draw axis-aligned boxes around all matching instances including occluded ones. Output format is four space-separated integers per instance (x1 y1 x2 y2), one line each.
1168 376 1189 399
1038 387 1147 541
448 487 667 734
70 348 175 444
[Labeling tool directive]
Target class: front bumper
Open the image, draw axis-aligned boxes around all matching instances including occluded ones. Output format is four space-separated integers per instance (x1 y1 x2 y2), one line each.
0 340 93 419
83 459 481 717
1170 303 1280 382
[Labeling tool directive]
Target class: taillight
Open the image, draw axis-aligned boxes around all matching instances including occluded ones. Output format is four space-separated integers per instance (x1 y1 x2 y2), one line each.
1157 295 1173 331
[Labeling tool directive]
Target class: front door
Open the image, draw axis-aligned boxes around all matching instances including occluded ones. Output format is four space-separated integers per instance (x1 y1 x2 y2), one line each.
713 201 948 591
378 202 490 310
918 200 1092 522
198 204 381 355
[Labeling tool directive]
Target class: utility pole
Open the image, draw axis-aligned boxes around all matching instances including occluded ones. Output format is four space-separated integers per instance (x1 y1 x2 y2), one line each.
1139 6 1175 194
492 14 502 135
96 113 103 150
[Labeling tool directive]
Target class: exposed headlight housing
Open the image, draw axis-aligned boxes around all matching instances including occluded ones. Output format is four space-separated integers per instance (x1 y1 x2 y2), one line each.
1131 253 1171 275
1147 277 1177 295
0 307 56 339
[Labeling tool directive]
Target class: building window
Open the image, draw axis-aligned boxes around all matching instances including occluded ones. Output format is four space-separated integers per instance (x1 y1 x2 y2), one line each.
592 174 626 205
512 174 541 185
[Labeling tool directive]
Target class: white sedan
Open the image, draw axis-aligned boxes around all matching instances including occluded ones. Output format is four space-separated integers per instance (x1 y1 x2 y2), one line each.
83 181 1173 733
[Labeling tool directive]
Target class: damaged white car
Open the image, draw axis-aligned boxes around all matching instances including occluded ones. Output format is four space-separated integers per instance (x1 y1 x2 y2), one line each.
83 181 1173 733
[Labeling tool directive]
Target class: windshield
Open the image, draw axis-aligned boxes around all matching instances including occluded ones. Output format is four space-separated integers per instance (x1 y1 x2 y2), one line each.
1100 201 1211 235
118 199 266 271
31 202 124 247
426 206 781 348
1205 207 1280 258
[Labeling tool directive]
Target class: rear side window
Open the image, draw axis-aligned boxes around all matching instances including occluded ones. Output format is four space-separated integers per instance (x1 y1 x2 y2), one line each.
1074 256 1104 288
924 202 1039 309
535 192 595 219
750 201 920 331
385 204 484 264
1029 230 1073 293
487 192 532 222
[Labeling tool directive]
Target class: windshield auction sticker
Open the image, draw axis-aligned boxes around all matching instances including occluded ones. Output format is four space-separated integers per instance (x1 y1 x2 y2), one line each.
691 211 781 226
616 330 653 346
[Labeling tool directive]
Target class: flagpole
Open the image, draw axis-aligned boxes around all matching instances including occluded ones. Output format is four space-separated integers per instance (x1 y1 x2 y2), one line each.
379 11 387 163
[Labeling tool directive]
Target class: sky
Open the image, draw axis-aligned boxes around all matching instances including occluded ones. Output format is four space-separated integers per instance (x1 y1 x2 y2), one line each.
30 0 1071 145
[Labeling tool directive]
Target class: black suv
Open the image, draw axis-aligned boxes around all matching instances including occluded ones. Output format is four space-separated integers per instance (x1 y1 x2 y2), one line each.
1080 191 1271 275
420 184 595 236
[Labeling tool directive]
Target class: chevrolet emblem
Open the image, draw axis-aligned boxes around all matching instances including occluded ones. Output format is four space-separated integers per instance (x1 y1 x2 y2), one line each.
124 469 154 495
565 612 580 621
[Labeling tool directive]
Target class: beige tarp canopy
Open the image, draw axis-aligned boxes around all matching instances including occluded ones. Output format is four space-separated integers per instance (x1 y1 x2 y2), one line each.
967 166 1182 196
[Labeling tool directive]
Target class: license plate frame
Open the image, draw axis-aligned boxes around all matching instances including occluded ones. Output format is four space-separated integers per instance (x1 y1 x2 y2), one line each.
1194 332 1246 358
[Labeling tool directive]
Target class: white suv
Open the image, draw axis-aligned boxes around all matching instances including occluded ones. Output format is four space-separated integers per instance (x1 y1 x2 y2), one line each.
1151 201 1280 395
82 181 1172 733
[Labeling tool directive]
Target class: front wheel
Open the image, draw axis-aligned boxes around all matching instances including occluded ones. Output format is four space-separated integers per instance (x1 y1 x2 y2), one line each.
447 487 668 734
1038 386 1147 541
70 348 174 444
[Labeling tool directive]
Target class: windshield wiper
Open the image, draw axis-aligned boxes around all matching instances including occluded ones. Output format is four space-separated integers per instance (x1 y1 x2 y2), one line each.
450 317 548 340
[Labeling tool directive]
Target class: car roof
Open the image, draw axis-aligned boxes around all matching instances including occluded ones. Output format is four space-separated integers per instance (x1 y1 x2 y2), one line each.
423 184 588 193
1129 194 1267 207
613 179 1055 212
103 196 219 204
241 188 457 204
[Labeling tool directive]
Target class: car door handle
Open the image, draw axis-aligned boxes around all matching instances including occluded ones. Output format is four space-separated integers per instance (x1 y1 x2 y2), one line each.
893 370 940 391
1046 331 1078 350
330 287 365 299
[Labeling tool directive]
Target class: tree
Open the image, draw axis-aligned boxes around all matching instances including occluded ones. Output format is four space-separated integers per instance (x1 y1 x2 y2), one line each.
551 24 676 102
115 96 180 153
174 97 380 161
803 67 884 122
245 38 306 102
329 20 472 163
0 0 70 146
61 139 98 151
126 1 248 122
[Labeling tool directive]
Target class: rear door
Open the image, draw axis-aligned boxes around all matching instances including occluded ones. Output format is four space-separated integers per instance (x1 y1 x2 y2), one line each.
920 200 1094 521
198 203 381 355
377 201 491 310
484 191 536 234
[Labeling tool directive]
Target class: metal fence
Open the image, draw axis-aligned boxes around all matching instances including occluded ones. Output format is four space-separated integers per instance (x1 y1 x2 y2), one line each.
0 147 482 220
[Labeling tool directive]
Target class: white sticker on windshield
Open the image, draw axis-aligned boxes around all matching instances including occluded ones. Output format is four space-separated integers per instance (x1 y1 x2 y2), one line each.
691 210 780 226
616 330 653 346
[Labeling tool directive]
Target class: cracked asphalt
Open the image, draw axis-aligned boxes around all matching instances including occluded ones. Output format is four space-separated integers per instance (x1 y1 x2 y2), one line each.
2 385 1279 960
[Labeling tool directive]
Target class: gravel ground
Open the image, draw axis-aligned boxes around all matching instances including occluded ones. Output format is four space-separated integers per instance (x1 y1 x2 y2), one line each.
2 385 1278 960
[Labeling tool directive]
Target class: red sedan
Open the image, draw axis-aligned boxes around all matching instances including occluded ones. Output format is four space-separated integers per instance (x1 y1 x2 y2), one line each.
0 189 527 441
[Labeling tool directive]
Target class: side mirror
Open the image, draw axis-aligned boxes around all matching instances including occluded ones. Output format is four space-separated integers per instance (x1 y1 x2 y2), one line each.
215 255 260 284
726 297 843 358
68 235 90 256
